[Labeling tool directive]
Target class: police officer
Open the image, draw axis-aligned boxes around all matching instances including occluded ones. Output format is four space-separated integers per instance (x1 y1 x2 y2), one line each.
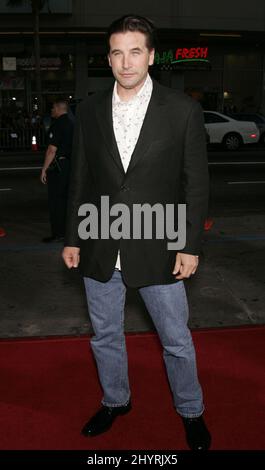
40 100 74 242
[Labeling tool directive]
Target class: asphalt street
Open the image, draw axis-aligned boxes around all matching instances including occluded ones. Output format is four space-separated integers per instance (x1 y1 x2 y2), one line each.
0 147 264 338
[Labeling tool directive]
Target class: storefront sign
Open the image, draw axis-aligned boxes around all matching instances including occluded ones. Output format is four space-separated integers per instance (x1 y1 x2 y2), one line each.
16 57 62 70
174 47 208 62
2 57 16 71
155 47 209 66
0 76 24 89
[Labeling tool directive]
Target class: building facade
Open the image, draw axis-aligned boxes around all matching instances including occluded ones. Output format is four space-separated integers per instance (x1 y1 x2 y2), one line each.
0 0 265 114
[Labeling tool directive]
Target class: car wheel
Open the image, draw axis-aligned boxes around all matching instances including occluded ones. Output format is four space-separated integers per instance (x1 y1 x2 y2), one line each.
223 133 242 151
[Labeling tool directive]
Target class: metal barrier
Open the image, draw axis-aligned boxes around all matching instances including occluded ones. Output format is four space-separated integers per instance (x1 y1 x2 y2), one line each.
0 128 47 150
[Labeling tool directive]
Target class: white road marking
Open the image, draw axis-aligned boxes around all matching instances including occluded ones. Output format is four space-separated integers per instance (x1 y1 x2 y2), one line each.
209 161 265 165
227 181 265 184
0 188 12 191
0 166 42 171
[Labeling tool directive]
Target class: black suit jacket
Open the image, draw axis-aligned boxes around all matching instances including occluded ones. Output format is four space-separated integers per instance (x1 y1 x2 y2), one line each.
65 80 209 287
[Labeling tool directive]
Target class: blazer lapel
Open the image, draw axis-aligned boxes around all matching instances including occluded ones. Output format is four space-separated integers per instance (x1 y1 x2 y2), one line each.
95 85 125 174
95 80 166 175
126 81 166 174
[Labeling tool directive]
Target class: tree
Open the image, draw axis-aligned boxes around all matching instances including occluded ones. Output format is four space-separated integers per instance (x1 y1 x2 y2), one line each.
7 0 49 113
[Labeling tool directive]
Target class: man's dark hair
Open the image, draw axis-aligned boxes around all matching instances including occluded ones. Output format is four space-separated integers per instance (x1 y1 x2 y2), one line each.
107 14 156 51
53 99 68 108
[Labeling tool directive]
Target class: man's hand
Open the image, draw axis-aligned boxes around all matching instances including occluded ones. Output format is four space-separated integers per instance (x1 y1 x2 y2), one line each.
62 246 80 269
172 252 199 280
40 168 47 184
40 144 57 184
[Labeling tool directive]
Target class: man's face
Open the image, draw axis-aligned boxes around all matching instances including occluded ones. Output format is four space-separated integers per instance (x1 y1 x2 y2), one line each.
108 31 154 91
51 104 59 118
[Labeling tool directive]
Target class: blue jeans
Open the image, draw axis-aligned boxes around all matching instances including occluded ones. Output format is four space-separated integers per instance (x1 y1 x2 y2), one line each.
83 269 204 418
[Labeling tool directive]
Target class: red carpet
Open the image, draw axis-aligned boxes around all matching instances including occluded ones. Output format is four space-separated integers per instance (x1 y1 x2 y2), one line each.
0 326 264 450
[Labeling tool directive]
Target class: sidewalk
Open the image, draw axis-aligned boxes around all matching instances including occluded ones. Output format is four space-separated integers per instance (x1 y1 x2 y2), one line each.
0 150 44 157
0 213 264 338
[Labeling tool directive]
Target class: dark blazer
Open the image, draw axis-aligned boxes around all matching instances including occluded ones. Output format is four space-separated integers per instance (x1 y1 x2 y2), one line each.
65 79 209 287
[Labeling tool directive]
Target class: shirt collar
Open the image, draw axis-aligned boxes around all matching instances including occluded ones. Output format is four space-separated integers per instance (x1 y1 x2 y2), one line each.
113 73 153 105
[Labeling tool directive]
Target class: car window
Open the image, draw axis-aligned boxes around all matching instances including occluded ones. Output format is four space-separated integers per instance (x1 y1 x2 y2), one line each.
232 114 264 124
204 112 228 124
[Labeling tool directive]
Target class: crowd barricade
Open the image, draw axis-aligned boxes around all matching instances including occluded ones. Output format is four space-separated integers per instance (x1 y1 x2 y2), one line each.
0 128 46 150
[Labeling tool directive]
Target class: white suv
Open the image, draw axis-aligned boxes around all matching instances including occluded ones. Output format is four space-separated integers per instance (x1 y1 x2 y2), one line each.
203 111 259 150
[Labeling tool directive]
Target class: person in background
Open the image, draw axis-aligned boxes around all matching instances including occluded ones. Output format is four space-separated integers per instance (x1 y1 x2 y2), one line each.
40 100 74 242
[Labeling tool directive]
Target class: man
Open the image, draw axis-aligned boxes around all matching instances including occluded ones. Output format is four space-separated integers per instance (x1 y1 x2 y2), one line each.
40 100 74 242
62 15 211 450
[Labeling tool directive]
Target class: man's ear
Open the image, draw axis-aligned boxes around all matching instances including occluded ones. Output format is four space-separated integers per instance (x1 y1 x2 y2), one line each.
149 48 155 66
107 54 111 67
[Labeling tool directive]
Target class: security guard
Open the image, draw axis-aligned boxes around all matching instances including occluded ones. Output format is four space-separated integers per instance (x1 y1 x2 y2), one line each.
40 99 74 242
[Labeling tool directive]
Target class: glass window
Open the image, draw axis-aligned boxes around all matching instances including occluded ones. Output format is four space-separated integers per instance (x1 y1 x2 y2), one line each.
204 112 228 123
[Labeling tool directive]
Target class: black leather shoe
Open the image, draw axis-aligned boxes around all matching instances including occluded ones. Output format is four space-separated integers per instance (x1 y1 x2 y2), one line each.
182 416 211 450
81 401 132 437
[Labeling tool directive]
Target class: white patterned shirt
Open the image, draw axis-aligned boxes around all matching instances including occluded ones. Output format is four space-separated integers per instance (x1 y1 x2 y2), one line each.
112 73 153 270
